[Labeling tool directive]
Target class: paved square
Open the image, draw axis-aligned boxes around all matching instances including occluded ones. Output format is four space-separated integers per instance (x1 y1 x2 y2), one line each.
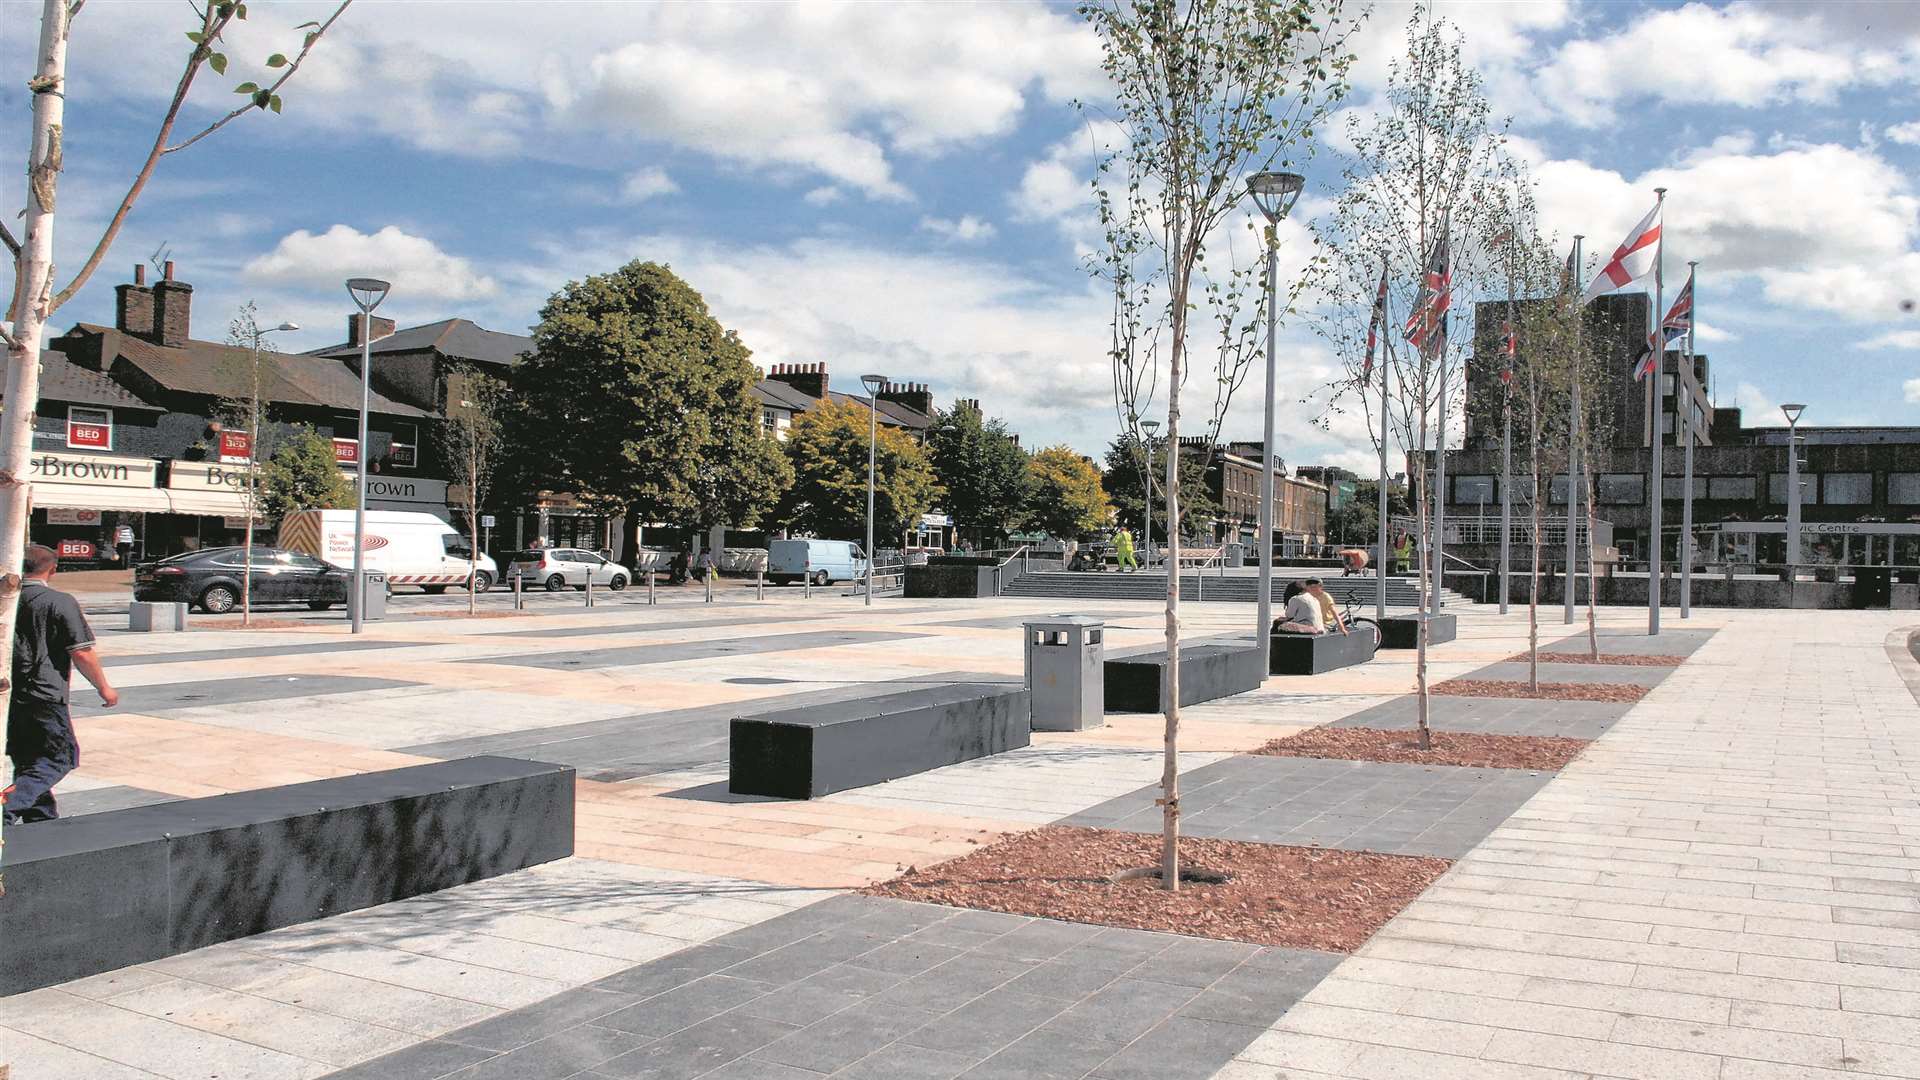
1329 694 1628 738
1062 754 1554 858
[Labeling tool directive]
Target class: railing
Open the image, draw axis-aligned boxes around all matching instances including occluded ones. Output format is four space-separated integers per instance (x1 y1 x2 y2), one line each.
849 559 907 596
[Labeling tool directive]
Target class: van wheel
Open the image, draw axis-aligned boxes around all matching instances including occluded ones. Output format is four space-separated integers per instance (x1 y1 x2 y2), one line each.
545 574 567 592
199 584 237 614
423 585 449 595
467 571 493 593
812 570 830 587
608 574 628 591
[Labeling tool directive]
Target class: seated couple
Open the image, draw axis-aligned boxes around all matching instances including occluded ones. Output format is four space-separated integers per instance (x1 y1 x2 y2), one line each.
1273 578 1349 636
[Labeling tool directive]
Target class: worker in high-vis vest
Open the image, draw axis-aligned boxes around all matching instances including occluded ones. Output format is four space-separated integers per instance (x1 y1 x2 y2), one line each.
1114 528 1137 571
1393 532 1413 574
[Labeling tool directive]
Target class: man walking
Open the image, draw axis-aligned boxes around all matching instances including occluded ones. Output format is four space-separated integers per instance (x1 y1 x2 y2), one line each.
5 544 117 824
1113 527 1137 572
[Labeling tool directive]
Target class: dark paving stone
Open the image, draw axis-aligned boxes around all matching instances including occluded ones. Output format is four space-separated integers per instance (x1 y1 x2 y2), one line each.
57 784 182 818
1039 977 1202 1046
724 928 895 985
593 1012 799 1079
445 1024 646 1080
846 937 970 976
901 987 1064 1058
752 1001 940 1073
1090 1015 1266 1080
460 630 930 671
1177 949 1343 1027
958 1028 1118 1080
973 918 1107 962
1061 754 1553 859
1329 694 1628 739
443 988 640 1051
691 1057 824 1080
72 673 418 716
1545 626 1715 657
1135 937 1261 988
1462 660 1672 687
484 617 783 639
733 979 869 1026
1004 957 1135 999
102 639 415 666
587 944 755 998
870 952 1033 1011
322 1038 496 1080
837 1042 978 1079
597 976 777 1038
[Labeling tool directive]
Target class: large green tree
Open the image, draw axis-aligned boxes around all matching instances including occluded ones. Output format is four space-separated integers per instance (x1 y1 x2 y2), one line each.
261 427 356 524
1024 446 1111 539
926 402 1030 543
1100 435 1219 542
501 260 789 532
1327 479 1412 545
779 398 942 543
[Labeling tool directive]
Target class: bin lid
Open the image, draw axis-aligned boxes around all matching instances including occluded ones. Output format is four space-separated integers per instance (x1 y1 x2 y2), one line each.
1023 615 1105 630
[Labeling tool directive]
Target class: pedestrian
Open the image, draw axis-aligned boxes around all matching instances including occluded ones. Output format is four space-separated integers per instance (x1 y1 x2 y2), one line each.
699 549 719 584
1274 579 1324 635
114 522 135 567
5 544 117 824
1393 531 1412 575
1114 527 1137 572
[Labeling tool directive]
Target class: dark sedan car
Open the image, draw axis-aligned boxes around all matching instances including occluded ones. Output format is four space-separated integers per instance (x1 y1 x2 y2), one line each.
134 546 350 614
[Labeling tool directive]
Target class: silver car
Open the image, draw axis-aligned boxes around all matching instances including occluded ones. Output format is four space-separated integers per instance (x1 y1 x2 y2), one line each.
506 548 630 591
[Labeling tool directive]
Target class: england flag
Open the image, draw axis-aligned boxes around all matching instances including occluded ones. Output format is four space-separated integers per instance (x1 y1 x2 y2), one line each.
1582 202 1663 306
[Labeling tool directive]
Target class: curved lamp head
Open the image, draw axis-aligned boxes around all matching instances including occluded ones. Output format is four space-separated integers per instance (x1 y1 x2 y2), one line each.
861 373 887 396
1141 419 1161 435
1246 170 1307 224
345 278 392 313
1780 403 1805 426
271 322 300 333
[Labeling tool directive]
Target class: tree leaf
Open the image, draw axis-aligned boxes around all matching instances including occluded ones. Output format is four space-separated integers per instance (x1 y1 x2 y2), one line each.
266 52 287 68
208 52 227 75
233 81 259 94
268 95 283 114
252 89 272 109
185 30 204 44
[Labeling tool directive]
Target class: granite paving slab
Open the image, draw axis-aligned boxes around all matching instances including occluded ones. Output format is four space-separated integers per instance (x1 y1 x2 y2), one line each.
1060 754 1554 859
486 608 954 639
101 639 417 666
71 673 420 716
1328 694 1627 739
53 784 184 817
931 610 1149 630
1543 625 1716 656
1455 659 1675 687
458 630 931 670
319 894 1342 1080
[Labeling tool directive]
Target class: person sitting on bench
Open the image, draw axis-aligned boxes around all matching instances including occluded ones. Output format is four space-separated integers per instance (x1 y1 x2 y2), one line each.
1274 579 1325 635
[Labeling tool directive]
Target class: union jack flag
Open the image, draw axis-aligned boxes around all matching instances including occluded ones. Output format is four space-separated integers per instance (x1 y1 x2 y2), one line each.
1633 271 1694 381
1362 261 1389 381
1500 321 1516 386
1403 225 1451 354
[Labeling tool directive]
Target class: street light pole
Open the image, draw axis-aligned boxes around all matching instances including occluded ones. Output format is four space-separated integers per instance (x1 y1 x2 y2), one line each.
1782 403 1805 573
1142 418 1161 567
1245 171 1306 669
345 278 392 634
862 374 886 607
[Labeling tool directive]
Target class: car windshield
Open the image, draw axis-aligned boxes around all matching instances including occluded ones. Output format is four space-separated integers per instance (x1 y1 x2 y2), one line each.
158 546 272 563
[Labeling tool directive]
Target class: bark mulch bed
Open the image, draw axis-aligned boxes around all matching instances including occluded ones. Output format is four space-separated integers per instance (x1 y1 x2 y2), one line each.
1504 651 1684 667
862 824 1448 952
413 609 531 620
1432 678 1647 703
203 618 326 631
1253 725 1590 771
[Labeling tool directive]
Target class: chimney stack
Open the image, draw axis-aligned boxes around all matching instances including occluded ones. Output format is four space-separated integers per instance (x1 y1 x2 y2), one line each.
346 313 397 347
114 263 155 341
878 380 934 416
151 260 193 348
768 361 829 399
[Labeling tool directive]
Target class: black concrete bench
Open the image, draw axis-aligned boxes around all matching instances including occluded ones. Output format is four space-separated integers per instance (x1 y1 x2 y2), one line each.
1270 630 1377 675
730 684 1031 799
0 756 574 996
1380 612 1457 649
1105 643 1264 712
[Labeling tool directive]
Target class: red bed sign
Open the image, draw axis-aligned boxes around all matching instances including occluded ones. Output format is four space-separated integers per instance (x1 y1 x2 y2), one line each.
218 430 253 463
332 438 360 465
57 539 95 560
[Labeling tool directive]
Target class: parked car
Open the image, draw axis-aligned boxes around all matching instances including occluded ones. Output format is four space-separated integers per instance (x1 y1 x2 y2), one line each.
134 546 350 613
767 538 867 586
506 548 630 591
277 509 497 593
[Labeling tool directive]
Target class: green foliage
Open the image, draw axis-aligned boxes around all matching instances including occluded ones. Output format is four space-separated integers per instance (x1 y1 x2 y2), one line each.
1024 446 1111 539
500 260 789 528
1100 435 1220 542
442 366 508 530
1327 479 1411 545
779 399 942 542
260 427 355 523
926 403 1030 541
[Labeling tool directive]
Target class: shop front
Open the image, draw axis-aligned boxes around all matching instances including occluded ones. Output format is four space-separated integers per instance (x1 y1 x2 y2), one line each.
27 450 171 567
158 460 257 553
349 473 455 522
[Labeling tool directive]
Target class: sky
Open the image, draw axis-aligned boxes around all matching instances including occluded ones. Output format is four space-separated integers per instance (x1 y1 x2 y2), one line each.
4 0 1919 476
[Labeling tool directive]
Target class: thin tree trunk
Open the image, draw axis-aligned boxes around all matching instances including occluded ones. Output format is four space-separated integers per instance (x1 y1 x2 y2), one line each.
1 1 75 892
1412 446 1431 750
1528 409 1542 693
1587 469 1600 660
1160 213 1186 893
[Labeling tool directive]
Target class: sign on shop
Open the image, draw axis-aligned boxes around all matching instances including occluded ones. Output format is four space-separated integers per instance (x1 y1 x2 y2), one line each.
169 463 250 492
46 508 102 526
218 431 252 463
29 451 157 490
57 539 96 559
333 437 360 465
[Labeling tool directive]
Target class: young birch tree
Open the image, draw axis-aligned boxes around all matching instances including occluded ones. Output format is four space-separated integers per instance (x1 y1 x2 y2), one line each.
2 0 350 888
220 302 291 627
442 367 507 614
1082 0 1356 889
1310 10 1515 746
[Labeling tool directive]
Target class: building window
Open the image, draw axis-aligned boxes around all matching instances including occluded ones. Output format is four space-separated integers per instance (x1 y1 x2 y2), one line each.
762 408 779 435
1890 473 1920 505
65 406 112 450
1453 475 1494 506
1598 474 1644 505
1823 472 1871 505
1708 476 1756 500
1768 472 1819 505
387 423 417 470
1547 474 1570 505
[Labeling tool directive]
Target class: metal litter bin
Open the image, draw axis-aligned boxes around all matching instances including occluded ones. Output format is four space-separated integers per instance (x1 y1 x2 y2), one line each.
1023 616 1104 732
1225 542 1246 568
349 570 388 622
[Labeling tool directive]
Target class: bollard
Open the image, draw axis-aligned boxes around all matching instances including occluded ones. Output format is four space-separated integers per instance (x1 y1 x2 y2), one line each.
704 574 714 603
585 576 594 608
647 570 656 605
513 572 523 610
805 574 812 599
756 571 764 600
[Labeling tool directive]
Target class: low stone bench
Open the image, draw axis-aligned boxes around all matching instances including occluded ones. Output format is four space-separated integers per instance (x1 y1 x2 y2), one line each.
0 756 574 996
1380 612 1457 649
1104 643 1264 712
1270 630 1377 675
730 684 1031 799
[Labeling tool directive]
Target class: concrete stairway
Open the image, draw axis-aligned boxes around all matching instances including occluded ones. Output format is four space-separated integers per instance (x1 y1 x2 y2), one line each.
1002 570 1471 608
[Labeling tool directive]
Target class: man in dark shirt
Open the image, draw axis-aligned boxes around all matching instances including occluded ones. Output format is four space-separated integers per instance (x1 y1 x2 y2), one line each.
5 544 117 824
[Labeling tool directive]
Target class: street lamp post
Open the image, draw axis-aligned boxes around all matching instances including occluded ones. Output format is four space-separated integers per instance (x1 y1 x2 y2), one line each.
1141 418 1160 567
240 320 300 627
862 374 886 607
1246 170 1306 670
345 278 392 634
1781 403 1805 573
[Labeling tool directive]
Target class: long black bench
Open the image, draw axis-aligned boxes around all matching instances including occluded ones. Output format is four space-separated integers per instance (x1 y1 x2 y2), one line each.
1105 643 1264 712
730 684 1031 799
1380 612 1457 649
1270 630 1377 675
0 756 573 996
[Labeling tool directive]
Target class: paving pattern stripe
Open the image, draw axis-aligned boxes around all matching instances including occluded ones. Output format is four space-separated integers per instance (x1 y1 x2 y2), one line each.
70 674 421 717
101 639 419 667
455 629 934 670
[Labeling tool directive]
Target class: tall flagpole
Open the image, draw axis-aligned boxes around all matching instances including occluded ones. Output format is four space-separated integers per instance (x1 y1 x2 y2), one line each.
1432 317 1448 613
1681 261 1698 619
1377 280 1391 623
1564 236 1583 624
1648 187 1667 636
1499 275 1512 616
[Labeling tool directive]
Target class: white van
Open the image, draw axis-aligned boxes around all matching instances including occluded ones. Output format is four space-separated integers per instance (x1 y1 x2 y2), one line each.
768 538 867 586
278 509 497 593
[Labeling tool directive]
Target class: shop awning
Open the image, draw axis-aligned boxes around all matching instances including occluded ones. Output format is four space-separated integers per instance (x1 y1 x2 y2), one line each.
33 484 172 513
163 488 251 516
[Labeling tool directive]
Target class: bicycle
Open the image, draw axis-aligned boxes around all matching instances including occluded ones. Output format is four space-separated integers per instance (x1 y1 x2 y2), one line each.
1338 597 1381 651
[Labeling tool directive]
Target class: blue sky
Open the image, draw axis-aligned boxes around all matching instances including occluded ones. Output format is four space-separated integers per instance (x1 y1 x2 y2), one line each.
4 0 1918 473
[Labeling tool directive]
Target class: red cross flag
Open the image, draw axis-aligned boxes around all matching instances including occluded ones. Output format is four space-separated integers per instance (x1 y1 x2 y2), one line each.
1582 201 1662 305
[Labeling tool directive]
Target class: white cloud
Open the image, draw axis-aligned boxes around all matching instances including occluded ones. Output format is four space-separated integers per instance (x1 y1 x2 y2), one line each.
1693 321 1738 344
242 225 498 301
618 167 679 203
1889 121 1920 146
1907 378 1920 404
919 215 997 243
803 187 845 207
1734 382 1790 426
1861 330 1920 350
